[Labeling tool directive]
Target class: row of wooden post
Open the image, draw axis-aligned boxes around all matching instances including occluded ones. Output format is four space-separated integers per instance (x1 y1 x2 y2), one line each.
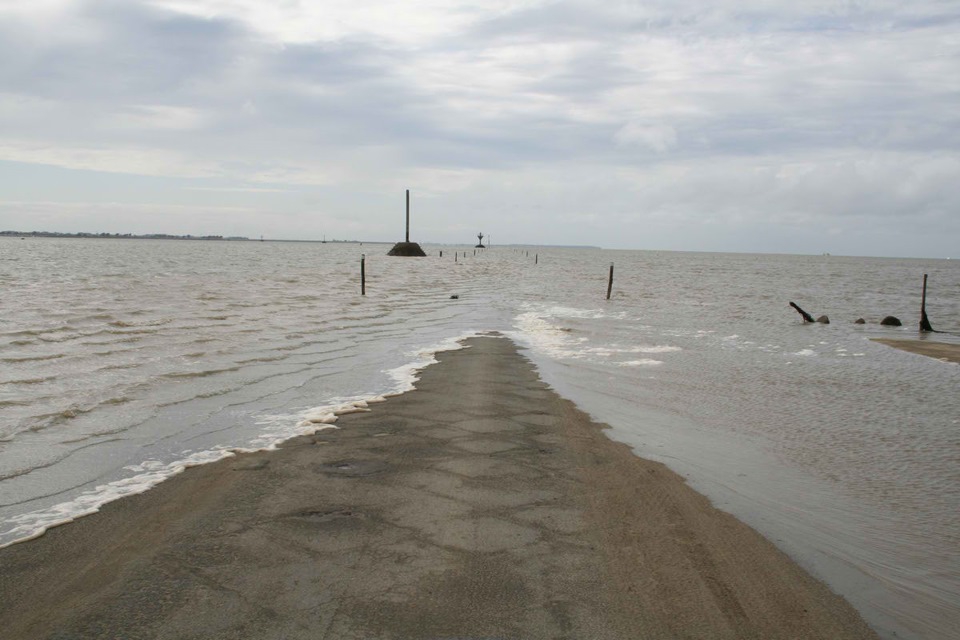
361 253 616 299
790 273 936 331
362 257 935 332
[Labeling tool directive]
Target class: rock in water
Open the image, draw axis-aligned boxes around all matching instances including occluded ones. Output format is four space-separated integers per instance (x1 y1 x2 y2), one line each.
880 316 902 326
387 242 426 257
854 318 866 324
816 315 830 324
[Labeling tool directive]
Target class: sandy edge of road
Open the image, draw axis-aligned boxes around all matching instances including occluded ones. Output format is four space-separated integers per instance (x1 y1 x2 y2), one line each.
0 336 879 639
872 338 960 364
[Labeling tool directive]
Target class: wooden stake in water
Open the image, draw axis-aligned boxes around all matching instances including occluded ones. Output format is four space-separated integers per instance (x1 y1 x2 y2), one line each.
405 190 410 243
535 253 538 265
789 301 814 323
920 273 933 332
361 254 366 296
606 263 614 300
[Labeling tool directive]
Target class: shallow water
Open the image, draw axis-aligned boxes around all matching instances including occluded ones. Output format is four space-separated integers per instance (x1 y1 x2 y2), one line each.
1 237 957 639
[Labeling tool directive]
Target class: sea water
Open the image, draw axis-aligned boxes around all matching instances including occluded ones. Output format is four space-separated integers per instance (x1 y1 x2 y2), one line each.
1 237 957 639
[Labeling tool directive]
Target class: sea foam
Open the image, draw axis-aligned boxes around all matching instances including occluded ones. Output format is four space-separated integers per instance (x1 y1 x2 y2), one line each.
510 307 679 366
0 331 484 550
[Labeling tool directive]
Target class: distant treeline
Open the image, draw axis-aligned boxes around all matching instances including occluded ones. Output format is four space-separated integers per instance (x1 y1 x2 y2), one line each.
1 231 249 241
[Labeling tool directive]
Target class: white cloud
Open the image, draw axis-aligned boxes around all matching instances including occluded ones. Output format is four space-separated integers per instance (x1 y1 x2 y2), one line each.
0 0 957 256
151 0 551 44
0 139 222 178
614 122 677 152
114 105 208 131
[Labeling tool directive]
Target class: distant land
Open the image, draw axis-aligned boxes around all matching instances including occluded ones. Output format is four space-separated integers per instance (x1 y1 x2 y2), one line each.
0 231 379 243
2 232 601 249
2 231 250 241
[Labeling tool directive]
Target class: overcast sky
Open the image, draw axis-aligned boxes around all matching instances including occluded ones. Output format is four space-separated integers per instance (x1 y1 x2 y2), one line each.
1 1 958 256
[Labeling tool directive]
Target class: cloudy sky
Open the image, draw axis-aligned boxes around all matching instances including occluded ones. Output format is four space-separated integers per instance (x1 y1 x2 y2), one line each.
1 0 958 256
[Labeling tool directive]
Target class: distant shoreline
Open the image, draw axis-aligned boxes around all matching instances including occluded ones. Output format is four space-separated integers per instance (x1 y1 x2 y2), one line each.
1 231 250 241
2 233 600 248
1 232 363 244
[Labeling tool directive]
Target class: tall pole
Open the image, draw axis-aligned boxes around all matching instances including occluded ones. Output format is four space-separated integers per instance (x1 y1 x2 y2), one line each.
405 189 410 243
920 273 933 332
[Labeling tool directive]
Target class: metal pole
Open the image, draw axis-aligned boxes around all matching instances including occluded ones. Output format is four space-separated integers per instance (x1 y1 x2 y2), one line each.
405 190 410 243
361 254 366 296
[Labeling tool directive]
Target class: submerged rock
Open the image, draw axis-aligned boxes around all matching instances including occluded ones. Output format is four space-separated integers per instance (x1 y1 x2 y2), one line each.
816 315 830 324
854 318 866 324
880 316 902 326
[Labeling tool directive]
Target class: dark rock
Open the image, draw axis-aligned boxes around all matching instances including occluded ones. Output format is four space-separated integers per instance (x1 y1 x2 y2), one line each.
854 318 866 324
450 295 459 299
816 315 830 324
387 242 426 257
880 316 902 326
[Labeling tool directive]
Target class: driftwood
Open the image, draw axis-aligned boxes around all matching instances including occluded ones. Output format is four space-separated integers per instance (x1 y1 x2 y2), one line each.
789 302 815 323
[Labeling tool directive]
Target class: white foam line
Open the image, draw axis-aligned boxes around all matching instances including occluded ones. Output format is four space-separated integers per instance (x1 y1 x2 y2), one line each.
0 330 488 550
618 359 664 367
509 310 680 363
0 448 239 550
385 335 472 393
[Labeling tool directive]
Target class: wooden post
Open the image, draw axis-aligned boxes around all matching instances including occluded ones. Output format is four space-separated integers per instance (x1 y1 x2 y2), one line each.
920 274 933 332
405 190 410 243
455 252 458 263
606 263 614 300
439 250 443 257
535 253 538 264
789 301 814 323
361 254 366 296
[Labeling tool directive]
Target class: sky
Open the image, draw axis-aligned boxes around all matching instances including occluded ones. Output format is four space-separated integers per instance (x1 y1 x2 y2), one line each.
1 0 958 257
